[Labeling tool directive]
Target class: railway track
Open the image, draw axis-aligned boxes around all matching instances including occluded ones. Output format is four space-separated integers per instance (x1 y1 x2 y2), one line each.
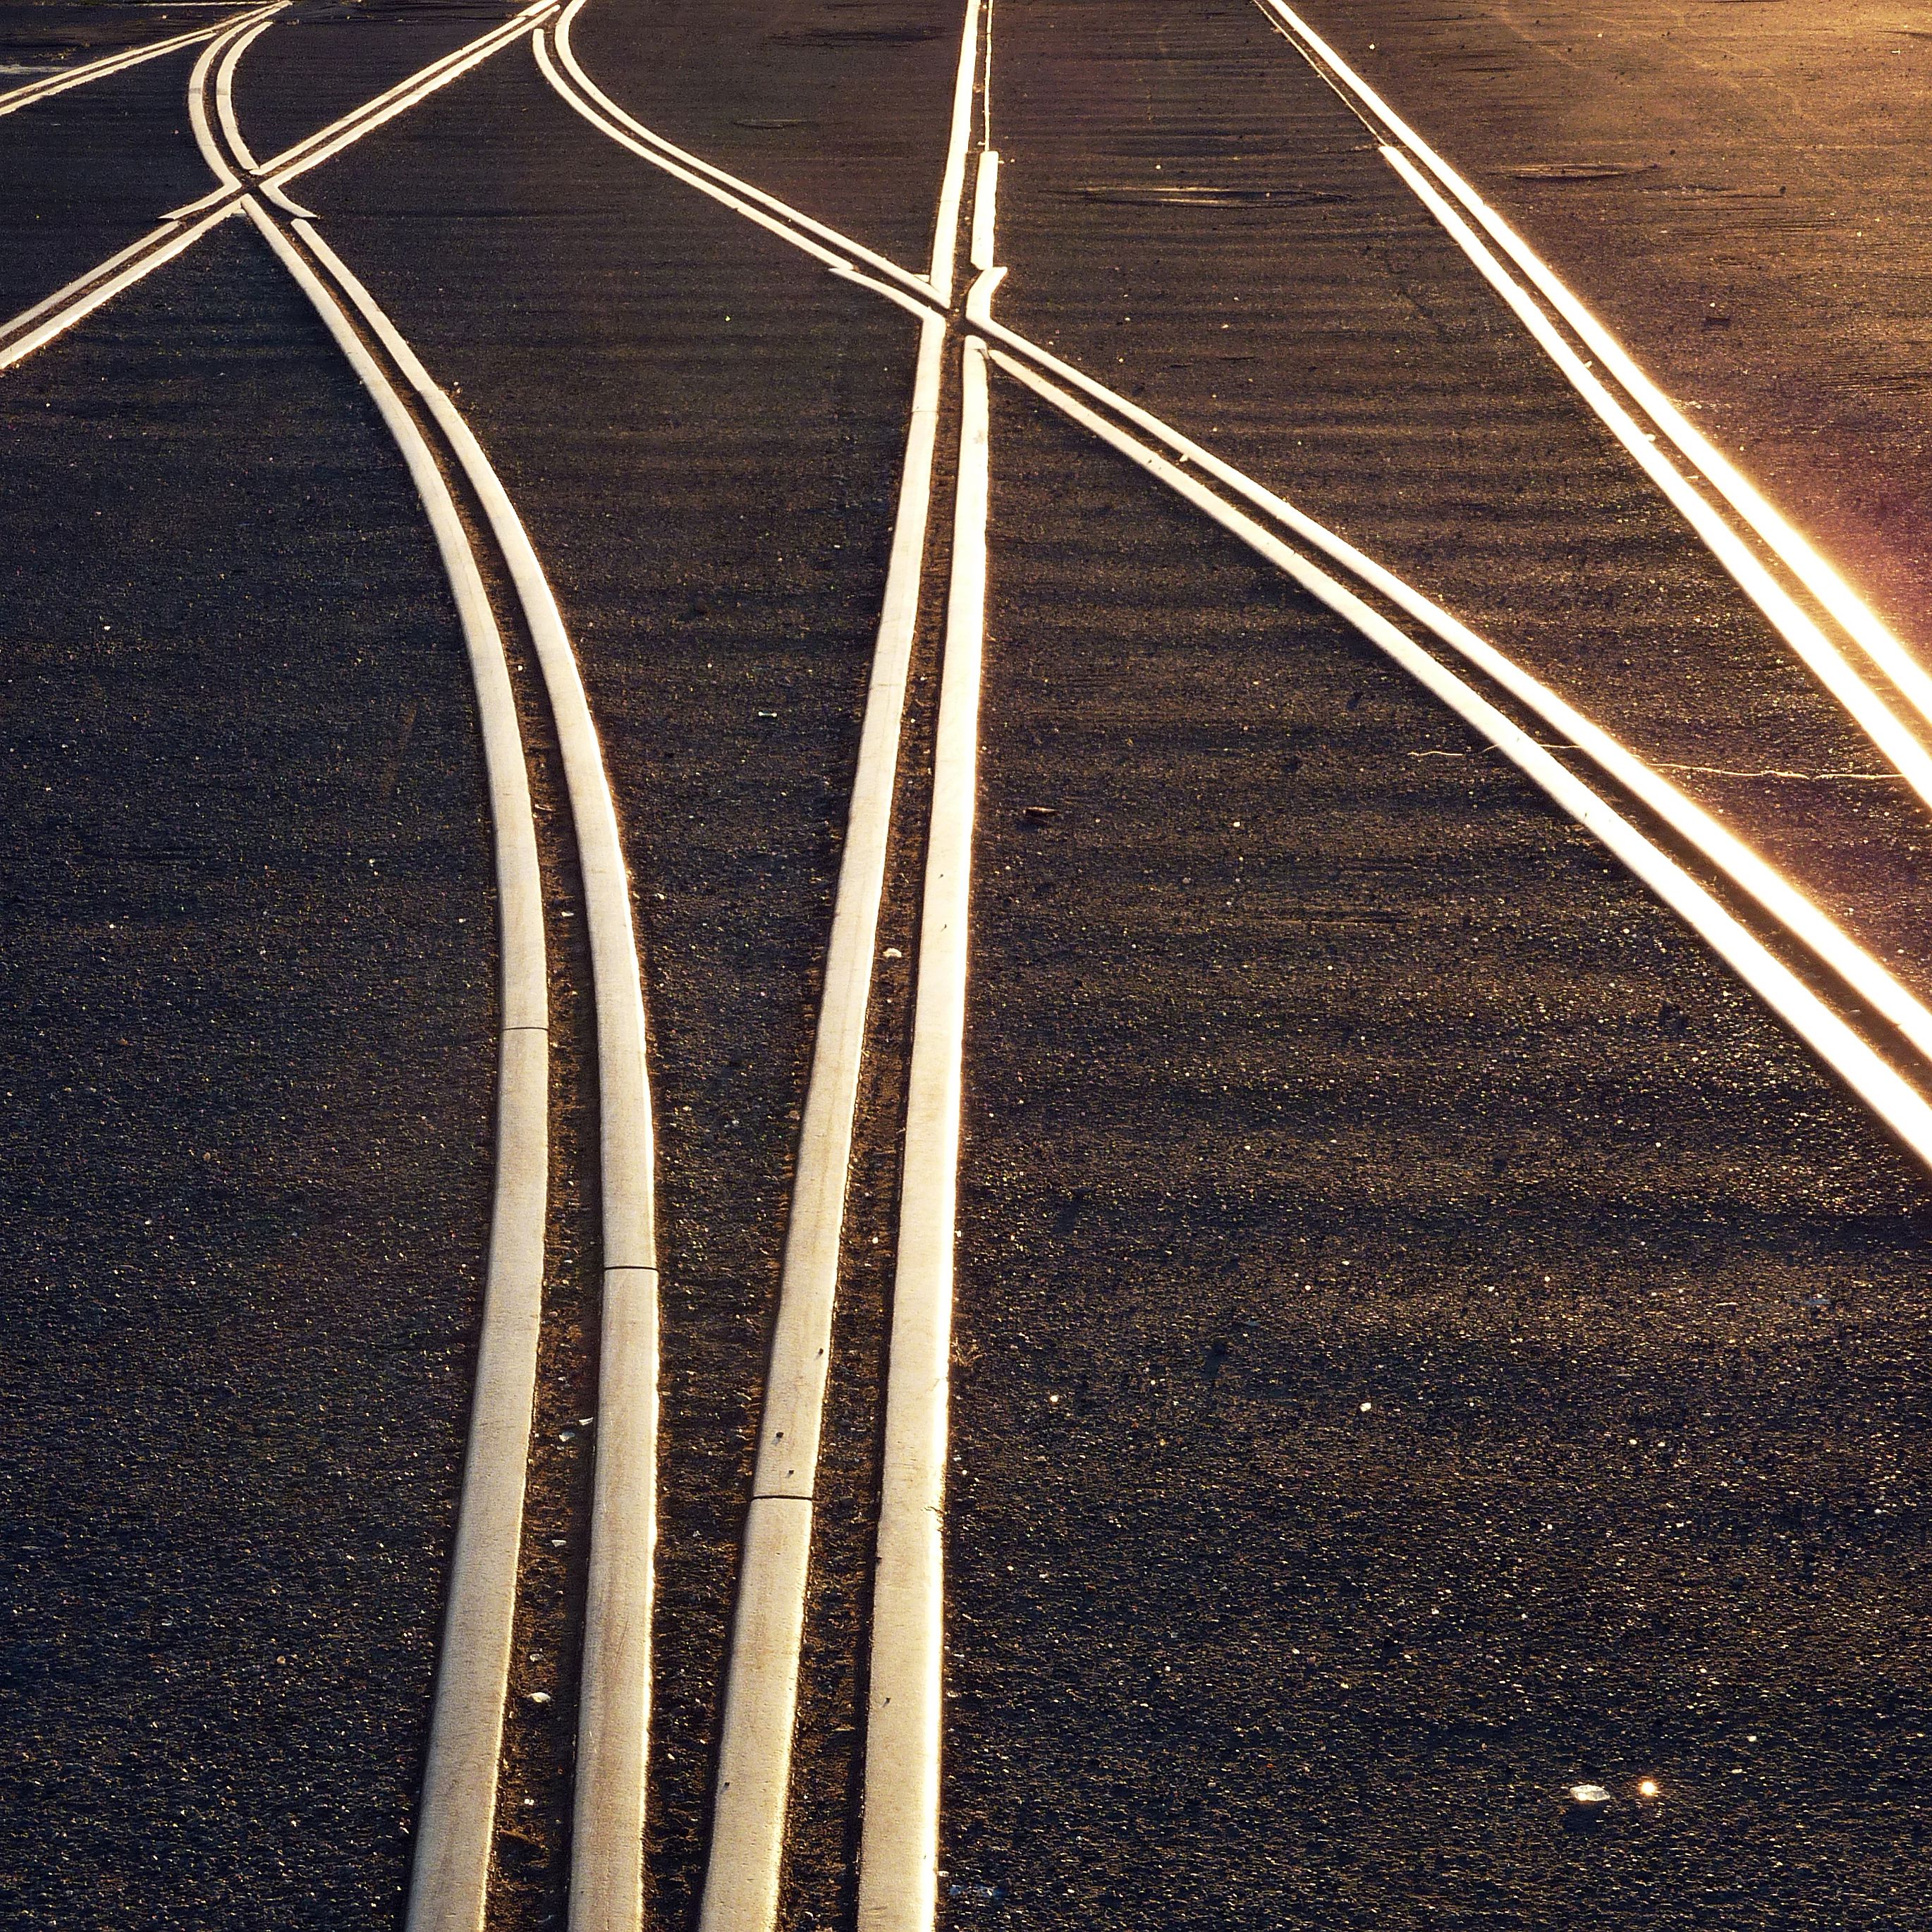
0 1 276 120
3 0 1930 1924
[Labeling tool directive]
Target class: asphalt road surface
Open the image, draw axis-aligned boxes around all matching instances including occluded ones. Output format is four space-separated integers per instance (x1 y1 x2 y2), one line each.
0 1 1927 1929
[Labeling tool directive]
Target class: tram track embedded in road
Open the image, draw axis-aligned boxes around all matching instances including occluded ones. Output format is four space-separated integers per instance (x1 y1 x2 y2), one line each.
1256 0 1932 797
510 5 1932 1926
0 0 277 121
987 346 1932 1174
187 14 659 1931
10 0 1932 1924
0 0 561 372
513 0 1932 1168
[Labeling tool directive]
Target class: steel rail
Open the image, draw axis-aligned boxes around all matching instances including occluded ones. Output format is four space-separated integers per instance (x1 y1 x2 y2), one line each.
0 202 242 372
188 22 651 1929
991 346 1932 1173
692 0 986 1920
246 213 551 1932
1374 144 1932 819
1254 0 1932 730
250 19 659 1928
522 0 1932 1099
263 0 558 192
1253 1 1932 801
286 220 659 1932
695 308 945 1932
854 15 996 1931
530 25 932 323
970 316 1932 1075
30 6 1932 1927
197 114 549 1932
548 0 932 304
857 319 991 1932
533 4 1003 1918
527 6 955 1924
0 0 559 374
0 0 279 120
212 11 314 216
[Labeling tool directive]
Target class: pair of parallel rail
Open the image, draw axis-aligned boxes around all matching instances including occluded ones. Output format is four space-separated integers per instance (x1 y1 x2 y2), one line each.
5 5 1931 1931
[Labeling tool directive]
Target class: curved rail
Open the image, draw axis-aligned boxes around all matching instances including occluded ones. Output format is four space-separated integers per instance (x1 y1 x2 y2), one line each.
532 22 929 323
184 27 553 1928
972 314 1932 1074
516 0 1932 1158
288 222 658 1932
246 206 551 1932
0 0 558 374
517 15 1932 1928
548 0 931 303
189 20 655 1930
992 345 1932 1173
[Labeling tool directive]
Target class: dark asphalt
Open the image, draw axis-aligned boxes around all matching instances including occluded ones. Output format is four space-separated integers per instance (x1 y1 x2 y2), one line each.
233 0 532 167
0 39 209 324
1 0 1927 1928
0 1 214 71
0 220 494 1925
